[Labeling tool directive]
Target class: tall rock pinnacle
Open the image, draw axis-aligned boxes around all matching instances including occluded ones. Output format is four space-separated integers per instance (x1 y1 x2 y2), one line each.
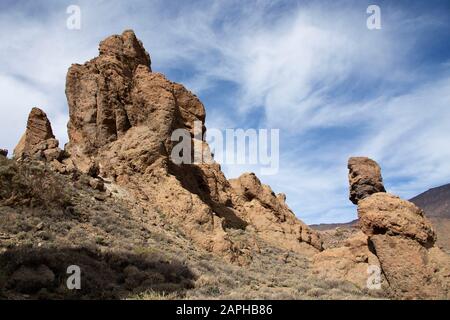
65 30 153 170
13 107 62 162
63 30 322 262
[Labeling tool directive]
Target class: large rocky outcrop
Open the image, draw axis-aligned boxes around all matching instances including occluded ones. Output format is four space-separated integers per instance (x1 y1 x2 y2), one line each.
348 157 385 204
59 30 322 262
315 157 449 299
13 108 62 162
65 30 152 173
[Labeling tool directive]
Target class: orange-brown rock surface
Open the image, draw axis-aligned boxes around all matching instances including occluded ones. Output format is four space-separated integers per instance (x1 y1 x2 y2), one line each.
348 157 386 204
314 157 450 298
229 173 322 253
312 231 382 289
13 107 62 162
358 192 449 298
59 30 322 262
358 193 436 247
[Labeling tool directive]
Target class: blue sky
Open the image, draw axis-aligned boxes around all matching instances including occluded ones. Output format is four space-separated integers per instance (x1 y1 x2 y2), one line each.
1 0 450 224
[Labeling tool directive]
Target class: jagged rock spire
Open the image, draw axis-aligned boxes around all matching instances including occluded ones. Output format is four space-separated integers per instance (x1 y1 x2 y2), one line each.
13 107 61 161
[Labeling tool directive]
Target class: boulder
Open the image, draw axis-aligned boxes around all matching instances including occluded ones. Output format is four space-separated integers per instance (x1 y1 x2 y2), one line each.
358 193 436 246
8 265 55 294
348 157 386 204
0 149 7 157
314 156 450 298
348 157 449 299
369 234 447 299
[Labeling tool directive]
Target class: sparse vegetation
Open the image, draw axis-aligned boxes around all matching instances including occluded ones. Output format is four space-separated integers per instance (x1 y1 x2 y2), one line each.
0 159 381 300
0 157 70 209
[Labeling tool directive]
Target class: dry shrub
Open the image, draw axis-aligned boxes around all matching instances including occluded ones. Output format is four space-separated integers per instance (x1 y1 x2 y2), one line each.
0 157 70 209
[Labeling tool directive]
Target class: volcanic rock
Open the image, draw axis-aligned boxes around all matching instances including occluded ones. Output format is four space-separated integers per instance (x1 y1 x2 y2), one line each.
358 193 436 247
368 234 448 299
314 157 450 298
13 108 62 162
61 30 322 263
65 30 152 172
8 264 55 294
351 157 448 298
348 157 386 204
312 231 382 289
230 173 322 253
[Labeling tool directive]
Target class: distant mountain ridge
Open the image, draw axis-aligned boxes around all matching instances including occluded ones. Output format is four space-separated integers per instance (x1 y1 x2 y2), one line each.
410 183 450 218
410 184 450 252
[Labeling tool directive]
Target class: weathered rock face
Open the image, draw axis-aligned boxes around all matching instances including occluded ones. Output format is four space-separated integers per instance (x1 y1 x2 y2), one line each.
65 30 152 172
348 157 448 298
314 157 450 298
230 173 322 253
62 30 321 263
368 234 449 299
357 193 449 298
13 108 62 162
358 193 436 247
312 231 382 289
348 157 386 204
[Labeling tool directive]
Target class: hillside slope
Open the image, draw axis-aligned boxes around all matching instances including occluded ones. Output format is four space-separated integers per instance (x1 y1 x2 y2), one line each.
0 152 374 299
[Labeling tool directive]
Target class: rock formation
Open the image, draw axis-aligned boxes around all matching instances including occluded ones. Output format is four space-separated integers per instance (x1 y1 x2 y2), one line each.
348 157 386 204
230 173 322 253
6 30 450 300
0 149 7 157
358 193 436 246
313 231 381 289
12 30 322 263
314 157 450 299
13 108 63 162
358 192 449 299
